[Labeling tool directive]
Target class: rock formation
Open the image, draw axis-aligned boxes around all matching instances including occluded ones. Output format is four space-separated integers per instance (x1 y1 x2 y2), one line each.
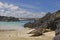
24 10 60 37
24 12 52 28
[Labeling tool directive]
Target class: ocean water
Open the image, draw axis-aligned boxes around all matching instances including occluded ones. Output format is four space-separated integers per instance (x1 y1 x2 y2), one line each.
0 21 33 30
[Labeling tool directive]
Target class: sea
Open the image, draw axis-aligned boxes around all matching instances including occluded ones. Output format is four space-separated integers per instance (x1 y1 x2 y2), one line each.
0 20 34 30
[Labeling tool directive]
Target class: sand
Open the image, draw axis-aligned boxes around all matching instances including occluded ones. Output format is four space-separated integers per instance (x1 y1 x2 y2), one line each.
0 28 55 40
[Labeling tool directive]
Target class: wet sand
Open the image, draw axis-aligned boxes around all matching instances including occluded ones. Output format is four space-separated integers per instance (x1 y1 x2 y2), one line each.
0 28 55 40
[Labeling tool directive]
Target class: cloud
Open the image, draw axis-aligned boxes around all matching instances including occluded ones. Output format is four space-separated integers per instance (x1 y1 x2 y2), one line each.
0 2 46 18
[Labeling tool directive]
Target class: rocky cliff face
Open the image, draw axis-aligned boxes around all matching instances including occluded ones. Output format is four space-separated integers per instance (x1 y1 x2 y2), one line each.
24 12 52 28
24 10 60 29
0 16 19 21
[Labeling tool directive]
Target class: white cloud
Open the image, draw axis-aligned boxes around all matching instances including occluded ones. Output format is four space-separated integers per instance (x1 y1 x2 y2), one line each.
0 2 4 8
0 2 46 18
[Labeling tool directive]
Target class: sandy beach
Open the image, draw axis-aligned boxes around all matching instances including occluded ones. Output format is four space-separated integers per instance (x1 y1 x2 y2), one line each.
0 28 55 40
0 29 54 40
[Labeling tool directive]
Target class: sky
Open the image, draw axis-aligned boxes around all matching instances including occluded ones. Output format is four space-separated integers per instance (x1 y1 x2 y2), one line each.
0 0 60 18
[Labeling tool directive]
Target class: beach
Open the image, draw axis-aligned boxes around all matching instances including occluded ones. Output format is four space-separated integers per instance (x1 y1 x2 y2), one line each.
0 28 55 40
0 0 59 40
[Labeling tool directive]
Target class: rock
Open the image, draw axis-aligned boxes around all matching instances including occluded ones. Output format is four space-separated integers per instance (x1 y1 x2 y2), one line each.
28 28 45 34
53 19 60 40
28 27 51 37
24 22 34 28
24 10 60 37
53 35 60 40
28 28 46 37
24 12 52 28
24 21 41 28
30 32 43 37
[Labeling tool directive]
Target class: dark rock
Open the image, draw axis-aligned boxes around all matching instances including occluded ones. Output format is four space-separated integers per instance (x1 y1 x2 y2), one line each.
30 28 44 37
28 28 45 34
24 22 34 28
24 21 41 28
24 12 52 28
53 19 60 40
30 32 43 37
53 35 60 40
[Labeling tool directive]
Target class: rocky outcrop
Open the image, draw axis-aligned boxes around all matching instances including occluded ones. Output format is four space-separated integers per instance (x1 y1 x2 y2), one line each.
0 16 19 21
53 19 60 40
24 12 52 28
24 10 60 37
24 21 41 28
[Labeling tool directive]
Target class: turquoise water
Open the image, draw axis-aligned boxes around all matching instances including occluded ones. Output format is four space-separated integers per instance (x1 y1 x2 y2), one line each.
0 21 33 30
